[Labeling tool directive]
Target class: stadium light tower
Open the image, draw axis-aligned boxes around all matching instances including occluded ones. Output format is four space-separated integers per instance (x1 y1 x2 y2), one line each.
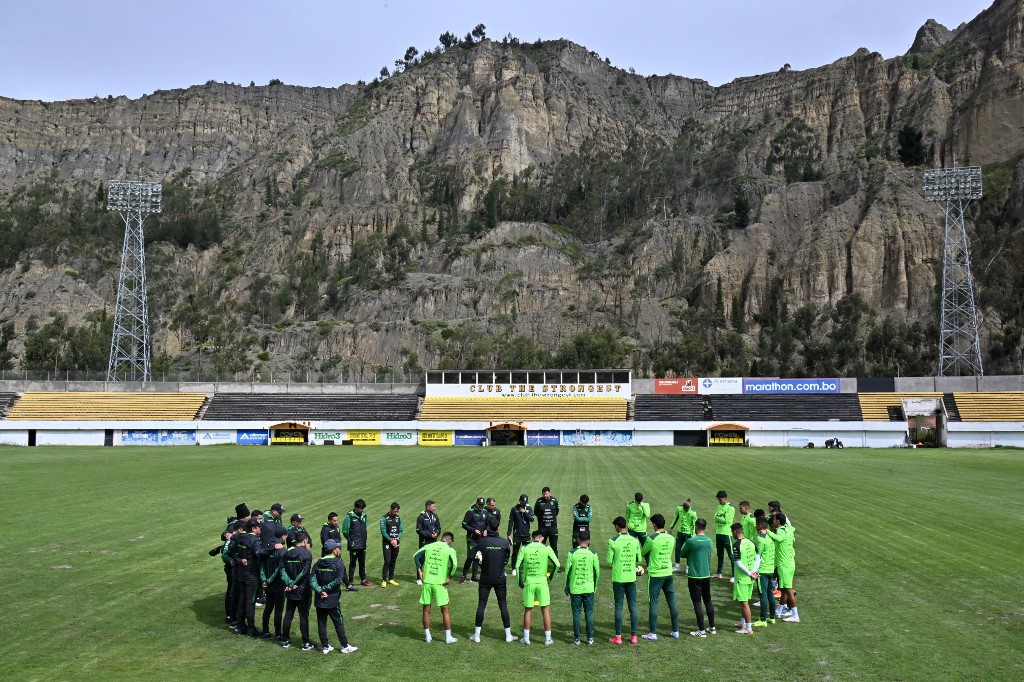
923 164 983 377
106 181 161 382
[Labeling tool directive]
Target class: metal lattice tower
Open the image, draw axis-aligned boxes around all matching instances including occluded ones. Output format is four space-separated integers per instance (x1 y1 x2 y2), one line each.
107 181 161 382
923 165 983 377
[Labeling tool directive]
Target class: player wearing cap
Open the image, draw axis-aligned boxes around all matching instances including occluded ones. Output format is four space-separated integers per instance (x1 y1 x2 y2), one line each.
625 492 651 547
321 513 341 554
412 531 459 644
342 500 372 587
679 518 716 636
416 500 441 548
713 491 736 580
571 495 592 549
669 499 696 572
380 502 403 587
470 518 516 643
222 503 249 625
310 541 358 654
507 494 534 574
286 514 308 549
516 529 560 646
731 522 760 634
607 516 642 645
281 531 315 650
534 487 560 565
641 514 679 640
564 529 600 645
460 497 488 584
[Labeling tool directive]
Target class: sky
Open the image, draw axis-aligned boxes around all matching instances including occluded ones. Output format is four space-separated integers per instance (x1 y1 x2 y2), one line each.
0 0 997 102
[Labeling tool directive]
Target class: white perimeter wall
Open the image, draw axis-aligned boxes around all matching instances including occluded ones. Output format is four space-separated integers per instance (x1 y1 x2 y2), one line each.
632 430 673 446
36 430 106 446
0 430 28 446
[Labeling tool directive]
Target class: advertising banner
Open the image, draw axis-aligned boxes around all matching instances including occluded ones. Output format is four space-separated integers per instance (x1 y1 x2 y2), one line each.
312 431 344 443
743 378 839 394
697 377 744 394
526 430 561 446
561 430 633 446
420 430 454 446
454 430 487 446
382 431 416 445
347 430 381 446
121 430 196 446
428 382 631 399
121 430 160 446
199 431 234 445
655 378 699 394
236 430 269 445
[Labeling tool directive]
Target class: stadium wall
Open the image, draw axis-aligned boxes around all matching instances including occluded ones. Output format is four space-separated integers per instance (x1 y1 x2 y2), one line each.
946 422 1024 448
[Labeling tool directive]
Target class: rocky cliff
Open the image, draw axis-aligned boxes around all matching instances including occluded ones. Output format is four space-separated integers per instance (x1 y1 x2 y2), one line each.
1 0 1023 378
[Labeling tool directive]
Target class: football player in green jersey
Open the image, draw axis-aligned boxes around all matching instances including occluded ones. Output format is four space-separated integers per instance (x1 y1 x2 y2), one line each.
731 522 760 634
412 531 459 643
564 530 600 645
607 516 642 645
640 514 679 640
515 529 560 645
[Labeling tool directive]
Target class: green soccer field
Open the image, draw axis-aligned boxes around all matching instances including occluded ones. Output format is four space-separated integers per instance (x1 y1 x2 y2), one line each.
2 445 1023 681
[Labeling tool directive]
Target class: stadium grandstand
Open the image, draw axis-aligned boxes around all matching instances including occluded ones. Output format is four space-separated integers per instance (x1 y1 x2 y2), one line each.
857 392 943 421
5 392 207 421
418 397 628 421
202 393 419 421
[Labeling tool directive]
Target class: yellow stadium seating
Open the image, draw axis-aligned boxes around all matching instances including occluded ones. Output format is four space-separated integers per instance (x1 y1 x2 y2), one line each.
951 392 1024 421
419 397 628 422
5 392 208 421
857 393 942 421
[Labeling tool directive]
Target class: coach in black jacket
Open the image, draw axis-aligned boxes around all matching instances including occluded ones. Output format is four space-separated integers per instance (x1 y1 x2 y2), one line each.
230 520 265 636
472 519 514 642
281 531 314 650
310 541 356 653
460 497 488 583
507 494 534 572
416 500 441 548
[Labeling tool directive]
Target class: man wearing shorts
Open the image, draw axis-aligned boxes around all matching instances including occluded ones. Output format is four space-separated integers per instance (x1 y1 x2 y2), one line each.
515 529 560 645
769 513 799 622
731 522 760 634
412 531 459 643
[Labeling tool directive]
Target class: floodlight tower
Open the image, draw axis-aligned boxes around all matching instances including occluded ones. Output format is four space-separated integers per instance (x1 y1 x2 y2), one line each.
923 164 983 376
106 181 161 382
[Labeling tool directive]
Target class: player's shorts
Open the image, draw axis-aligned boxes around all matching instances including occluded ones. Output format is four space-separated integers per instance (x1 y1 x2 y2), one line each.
777 563 795 589
419 583 449 607
523 581 551 608
732 579 754 602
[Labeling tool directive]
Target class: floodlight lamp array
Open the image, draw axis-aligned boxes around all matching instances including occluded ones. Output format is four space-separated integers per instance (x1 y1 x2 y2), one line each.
922 167 982 202
107 181 162 213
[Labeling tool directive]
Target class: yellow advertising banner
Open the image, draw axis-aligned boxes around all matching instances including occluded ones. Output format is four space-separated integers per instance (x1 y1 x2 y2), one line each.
347 430 381 446
419 430 453 446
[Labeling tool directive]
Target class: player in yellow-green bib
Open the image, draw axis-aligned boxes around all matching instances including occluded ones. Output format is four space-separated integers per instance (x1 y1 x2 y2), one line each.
752 516 778 626
564 530 600 645
768 512 799 622
670 499 696 573
713 491 736 579
607 516 642 645
515 529 560 646
731 522 761 634
640 514 679 640
412 531 459 644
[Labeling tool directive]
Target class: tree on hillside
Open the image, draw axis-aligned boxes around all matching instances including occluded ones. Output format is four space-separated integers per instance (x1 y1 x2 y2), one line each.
379 66 390 79
403 46 419 66
472 24 487 41
439 31 458 49
897 124 926 166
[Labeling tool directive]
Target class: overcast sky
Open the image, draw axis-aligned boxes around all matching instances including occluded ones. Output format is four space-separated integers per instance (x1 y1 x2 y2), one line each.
0 0 996 102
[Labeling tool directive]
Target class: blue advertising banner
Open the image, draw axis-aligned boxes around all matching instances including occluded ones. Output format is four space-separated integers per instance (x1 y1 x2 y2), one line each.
161 430 197 445
526 430 560 446
121 430 160 446
743 378 840 394
561 430 633 446
236 430 269 445
454 430 487 446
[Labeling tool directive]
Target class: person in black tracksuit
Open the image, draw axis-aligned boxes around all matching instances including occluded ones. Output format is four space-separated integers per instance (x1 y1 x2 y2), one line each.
342 500 370 586
472 519 514 642
321 512 341 554
380 503 403 585
230 520 264 636
506 494 534 572
220 503 249 624
281 531 314 650
460 497 488 583
260 528 289 639
259 504 287 604
310 541 357 654
484 497 501 532
416 500 441 548
534 487 560 564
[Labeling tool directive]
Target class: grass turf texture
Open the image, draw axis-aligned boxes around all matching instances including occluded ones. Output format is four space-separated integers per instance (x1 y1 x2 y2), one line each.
2 446 1023 681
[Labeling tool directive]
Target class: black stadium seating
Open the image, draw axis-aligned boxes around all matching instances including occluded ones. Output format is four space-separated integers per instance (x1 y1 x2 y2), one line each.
634 394 863 421
201 393 419 421
0 392 19 418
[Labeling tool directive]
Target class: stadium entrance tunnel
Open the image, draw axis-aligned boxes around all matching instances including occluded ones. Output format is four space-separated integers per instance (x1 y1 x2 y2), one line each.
487 422 525 446
674 430 707 446
708 423 748 447
270 422 309 445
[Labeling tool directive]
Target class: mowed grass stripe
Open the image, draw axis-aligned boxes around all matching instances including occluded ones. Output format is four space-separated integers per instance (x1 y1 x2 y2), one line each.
2 445 1023 681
